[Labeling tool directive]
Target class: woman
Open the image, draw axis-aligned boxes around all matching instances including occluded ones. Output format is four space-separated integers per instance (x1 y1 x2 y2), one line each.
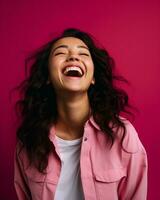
14 28 148 200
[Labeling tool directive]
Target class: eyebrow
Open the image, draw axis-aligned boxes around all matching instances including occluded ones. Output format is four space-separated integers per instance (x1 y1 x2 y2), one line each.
52 45 89 53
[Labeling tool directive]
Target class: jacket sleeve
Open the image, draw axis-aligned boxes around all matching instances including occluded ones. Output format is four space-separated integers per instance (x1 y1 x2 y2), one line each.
14 143 31 200
118 121 148 200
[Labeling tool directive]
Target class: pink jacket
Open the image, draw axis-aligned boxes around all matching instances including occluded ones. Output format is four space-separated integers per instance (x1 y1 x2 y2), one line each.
14 117 148 200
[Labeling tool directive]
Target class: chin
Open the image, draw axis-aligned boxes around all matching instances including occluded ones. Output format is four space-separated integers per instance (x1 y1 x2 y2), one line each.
64 87 88 93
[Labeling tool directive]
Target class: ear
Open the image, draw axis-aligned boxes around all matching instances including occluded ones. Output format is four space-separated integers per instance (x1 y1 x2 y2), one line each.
91 77 95 85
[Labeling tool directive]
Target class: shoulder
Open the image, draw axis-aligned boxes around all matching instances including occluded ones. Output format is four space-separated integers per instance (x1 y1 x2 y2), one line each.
118 117 146 154
15 140 25 156
15 140 30 168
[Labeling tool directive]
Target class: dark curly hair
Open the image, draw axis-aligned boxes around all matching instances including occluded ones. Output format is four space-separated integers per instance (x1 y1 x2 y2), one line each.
16 28 133 173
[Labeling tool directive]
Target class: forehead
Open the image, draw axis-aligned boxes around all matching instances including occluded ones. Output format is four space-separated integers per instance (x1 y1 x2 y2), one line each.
52 37 88 49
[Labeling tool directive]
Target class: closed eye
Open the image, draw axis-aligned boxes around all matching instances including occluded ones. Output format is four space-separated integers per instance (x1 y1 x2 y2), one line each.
79 53 89 56
54 52 66 56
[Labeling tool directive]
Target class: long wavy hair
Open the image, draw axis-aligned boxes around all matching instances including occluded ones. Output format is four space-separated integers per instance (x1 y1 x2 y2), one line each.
16 28 133 173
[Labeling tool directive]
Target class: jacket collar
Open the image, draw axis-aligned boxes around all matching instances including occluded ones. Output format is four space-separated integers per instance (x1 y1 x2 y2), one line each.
88 115 101 131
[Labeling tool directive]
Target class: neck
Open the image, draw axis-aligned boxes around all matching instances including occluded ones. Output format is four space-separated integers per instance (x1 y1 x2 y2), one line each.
55 92 91 140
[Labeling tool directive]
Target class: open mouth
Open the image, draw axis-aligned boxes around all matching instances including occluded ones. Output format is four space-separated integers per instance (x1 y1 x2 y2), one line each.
63 66 84 77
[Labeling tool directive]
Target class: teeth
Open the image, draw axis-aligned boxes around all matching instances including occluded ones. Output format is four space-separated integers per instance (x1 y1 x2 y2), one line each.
63 66 83 76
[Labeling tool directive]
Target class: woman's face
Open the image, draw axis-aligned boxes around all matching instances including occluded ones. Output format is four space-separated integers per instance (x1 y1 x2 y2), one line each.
48 37 95 95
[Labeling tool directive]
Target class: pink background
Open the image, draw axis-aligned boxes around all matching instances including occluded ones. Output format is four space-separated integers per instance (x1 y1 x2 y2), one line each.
0 0 159 199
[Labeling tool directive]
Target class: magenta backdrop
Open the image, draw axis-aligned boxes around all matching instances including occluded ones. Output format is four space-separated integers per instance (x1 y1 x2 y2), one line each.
0 0 159 199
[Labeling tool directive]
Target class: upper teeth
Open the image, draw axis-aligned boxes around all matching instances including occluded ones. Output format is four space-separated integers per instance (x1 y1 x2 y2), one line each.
63 66 83 75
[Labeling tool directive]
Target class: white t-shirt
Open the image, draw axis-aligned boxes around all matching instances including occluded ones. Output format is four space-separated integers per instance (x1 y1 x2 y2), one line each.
54 136 84 200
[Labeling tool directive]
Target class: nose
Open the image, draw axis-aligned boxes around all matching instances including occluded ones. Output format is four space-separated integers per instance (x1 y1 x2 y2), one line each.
66 54 80 62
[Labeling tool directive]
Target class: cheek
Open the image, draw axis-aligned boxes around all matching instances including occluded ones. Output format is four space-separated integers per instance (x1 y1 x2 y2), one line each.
88 58 94 69
48 65 58 83
48 59 59 74
88 61 94 76
49 59 56 69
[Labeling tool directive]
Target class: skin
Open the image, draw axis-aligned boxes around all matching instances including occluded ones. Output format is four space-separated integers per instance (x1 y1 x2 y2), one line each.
48 37 95 140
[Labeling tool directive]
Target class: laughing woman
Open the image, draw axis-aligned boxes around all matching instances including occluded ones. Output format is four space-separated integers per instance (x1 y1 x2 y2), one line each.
14 28 148 200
